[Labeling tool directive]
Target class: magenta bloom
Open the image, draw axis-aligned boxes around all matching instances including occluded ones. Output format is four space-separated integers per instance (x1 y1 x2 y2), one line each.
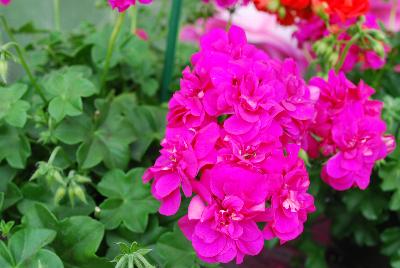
263 144 315 243
0 0 11 5
309 71 396 190
108 0 151 12
202 0 249 8
179 164 267 264
145 26 316 264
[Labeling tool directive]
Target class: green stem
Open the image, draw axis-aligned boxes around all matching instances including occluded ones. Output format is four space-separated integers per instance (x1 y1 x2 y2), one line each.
53 0 61 31
0 16 47 103
100 11 126 95
160 0 182 102
48 146 61 164
335 33 361 73
130 5 137 34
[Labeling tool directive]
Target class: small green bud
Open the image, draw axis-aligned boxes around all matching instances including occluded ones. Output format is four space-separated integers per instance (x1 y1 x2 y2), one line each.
0 58 8 83
371 40 385 58
54 186 66 204
73 174 91 184
367 29 387 42
73 185 87 204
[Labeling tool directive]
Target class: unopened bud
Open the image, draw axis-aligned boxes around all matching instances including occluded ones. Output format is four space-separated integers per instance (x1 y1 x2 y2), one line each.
0 59 8 83
73 185 87 204
54 187 66 204
368 29 387 42
371 40 385 58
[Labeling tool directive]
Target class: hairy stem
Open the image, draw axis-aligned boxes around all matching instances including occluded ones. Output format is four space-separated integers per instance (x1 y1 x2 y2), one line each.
100 11 126 95
0 16 47 103
53 0 61 31
335 33 360 72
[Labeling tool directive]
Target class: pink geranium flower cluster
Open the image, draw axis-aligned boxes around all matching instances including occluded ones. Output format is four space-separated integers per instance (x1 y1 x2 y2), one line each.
294 14 389 71
108 0 152 12
202 0 249 8
307 71 396 190
144 26 317 264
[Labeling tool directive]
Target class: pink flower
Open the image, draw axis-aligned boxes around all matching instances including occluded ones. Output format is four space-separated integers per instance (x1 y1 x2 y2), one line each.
370 0 400 32
202 0 249 8
108 0 151 12
322 108 393 190
143 133 198 216
0 0 11 5
262 144 315 243
309 71 396 190
146 25 318 263
179 164 267 264
180 5 308 72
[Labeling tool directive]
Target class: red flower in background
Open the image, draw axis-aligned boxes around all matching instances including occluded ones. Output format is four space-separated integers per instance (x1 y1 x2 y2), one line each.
281 0 311 10
326 0 370 20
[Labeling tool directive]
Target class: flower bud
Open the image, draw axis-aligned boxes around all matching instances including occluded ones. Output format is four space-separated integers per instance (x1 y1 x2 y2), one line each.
73 185 87 204
54 186 66 204
371 40 385 58
367 29 387 42
0 58 8 83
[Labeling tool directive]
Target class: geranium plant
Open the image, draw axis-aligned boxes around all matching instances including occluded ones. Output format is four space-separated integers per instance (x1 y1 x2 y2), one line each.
0 0 400 267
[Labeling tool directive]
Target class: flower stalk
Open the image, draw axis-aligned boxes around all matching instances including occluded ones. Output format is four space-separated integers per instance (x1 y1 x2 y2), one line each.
53 0 61 31
100 11 126 95
0 16 47 103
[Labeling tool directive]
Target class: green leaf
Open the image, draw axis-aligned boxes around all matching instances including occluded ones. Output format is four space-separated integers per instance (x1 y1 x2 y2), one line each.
54 216 104 263
128 105 167 161
0 193 4 212
2 182 22 210
0 83 30 128
97 168 158 233
54 114 93 145
0 241 13 268
22 203 59 230
77 94 137 169
42 67 97 122
156 226 198 268
0 125 31 169
9 228 56 265
24 249 63 268
381 227 400 256
299 240 327 268
379 161 400 210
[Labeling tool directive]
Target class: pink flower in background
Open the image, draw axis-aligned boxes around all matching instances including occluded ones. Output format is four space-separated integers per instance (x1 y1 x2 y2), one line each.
294 14 389 72
0 0 11 5
108 0 151 12
370 0 400 32
180 5 308 72
179 164 267 264
309 71 396 190
322 111 392 190
202 0 249 8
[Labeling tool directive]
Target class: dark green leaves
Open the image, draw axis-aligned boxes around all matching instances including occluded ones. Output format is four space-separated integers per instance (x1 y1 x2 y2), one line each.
0 228 62 268
97 168 158 233
0 125 31 168
77 94 137 169
0 83 30 128
55 216 104 263
156 227 200 268
42 67 97 122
